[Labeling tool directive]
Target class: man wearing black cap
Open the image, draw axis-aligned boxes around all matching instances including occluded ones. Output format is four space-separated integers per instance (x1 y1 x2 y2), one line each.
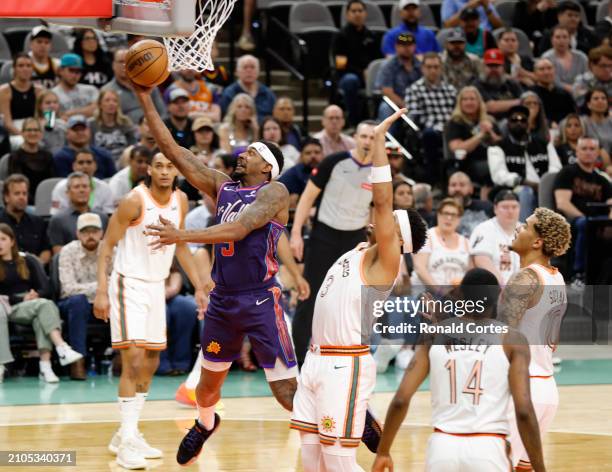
537 0 597 56
457 8 497 58
442 0 503 31
441 27 482 90
469 189 521 285
488 105 561 221
376 32 422 126
381 0 440 56
28 26 59 89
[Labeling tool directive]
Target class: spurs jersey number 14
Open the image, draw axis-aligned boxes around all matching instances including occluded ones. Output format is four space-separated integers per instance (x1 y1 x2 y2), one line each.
114 184 182 282
429 339 510 434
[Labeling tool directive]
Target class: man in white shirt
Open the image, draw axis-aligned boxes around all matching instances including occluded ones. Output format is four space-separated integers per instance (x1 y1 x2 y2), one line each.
109 145 151 207
469 190 521 285
51 150 114 215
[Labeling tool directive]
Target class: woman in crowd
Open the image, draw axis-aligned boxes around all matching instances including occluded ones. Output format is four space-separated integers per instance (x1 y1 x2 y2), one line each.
554 113 612 171
542 26 588 94
218 93 258 154
72 28 113 88
260 116 300 171
35 90 67 155
446 86 501 199
190 116 220 166
0 53 41 136
583 88 612 167
0 224 82 383
521 91 549 143
8 119 55 204
88 89 137 164
412 198 471 290
393 180 414 210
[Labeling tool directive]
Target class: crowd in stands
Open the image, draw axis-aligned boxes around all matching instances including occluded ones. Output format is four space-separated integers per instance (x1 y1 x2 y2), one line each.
0 0 611 382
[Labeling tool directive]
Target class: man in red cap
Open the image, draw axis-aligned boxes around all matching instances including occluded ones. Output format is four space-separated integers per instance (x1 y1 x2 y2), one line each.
475 48 523 120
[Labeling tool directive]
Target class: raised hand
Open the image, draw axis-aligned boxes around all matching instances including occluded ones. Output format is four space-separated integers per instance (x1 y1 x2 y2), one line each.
373 108 408 137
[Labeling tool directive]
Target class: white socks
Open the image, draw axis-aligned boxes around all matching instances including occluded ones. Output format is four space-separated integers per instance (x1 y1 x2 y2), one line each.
118 397 139 439
186 354 203 390
196 403 215 431
135 391 148 417
39 360 53 371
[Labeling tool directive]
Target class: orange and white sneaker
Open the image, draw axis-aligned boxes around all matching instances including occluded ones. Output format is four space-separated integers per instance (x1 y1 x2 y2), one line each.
175 382 197 408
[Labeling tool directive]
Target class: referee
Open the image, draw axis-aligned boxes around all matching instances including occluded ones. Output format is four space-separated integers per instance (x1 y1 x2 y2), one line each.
290 120 376 365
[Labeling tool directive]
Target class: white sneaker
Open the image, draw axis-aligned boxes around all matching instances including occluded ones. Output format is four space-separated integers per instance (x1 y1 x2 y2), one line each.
56 344 83 366
110 431 163 459
395 348 415 370
38 363 59 383
116 437 147 470
373 342 401 374
0 365 5 383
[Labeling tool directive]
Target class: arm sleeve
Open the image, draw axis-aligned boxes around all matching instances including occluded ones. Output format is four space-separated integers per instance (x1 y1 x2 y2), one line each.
47 216 65 248
331 31 347 57
441 0 458 23
553 167 573 191
488 146 520 187
381 30 396 55
547 142 562 173
310 153 345 190
375 61 393 89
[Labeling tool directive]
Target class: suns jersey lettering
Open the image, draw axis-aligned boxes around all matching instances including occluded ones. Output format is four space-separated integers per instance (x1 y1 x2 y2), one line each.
114 184 182 282
430 338 511 434
211 181 284 290
312 243 391 346
518 264 567 377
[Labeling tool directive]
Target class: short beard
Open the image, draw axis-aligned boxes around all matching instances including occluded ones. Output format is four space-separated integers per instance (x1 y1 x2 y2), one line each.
230 169 245 181
485 75 504 87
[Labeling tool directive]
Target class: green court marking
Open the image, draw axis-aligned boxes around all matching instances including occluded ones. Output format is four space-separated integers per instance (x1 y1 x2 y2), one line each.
1 359 611 407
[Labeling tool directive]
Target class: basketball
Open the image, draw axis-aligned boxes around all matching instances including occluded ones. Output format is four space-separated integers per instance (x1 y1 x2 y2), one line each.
125 39 170 87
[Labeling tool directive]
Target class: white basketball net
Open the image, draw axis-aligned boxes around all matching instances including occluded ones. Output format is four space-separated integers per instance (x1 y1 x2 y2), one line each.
164 0 237 72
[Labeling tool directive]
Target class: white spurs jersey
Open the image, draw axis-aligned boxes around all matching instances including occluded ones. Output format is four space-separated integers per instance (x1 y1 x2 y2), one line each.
518 264 567 377
412 228 470 286
430 333 511 434
312 243 393 346
114 184 183 282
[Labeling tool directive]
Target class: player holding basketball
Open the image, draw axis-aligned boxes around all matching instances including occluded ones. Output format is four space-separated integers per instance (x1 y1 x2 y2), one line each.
372 268 547 472
93 152 207 470
290 109 428 472
502 207 571 471
132 82 306 466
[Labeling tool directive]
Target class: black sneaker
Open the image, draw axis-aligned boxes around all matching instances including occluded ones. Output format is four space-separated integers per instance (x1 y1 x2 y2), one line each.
362 408 382 453
176 414 220 466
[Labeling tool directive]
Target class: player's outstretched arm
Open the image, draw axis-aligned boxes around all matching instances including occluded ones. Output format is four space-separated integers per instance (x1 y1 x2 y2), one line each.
498 268 540 328
372 344 430 472
132 82 230 200
366 109 406 286
505 336 547 472
93 193 141 322
145 182 289 246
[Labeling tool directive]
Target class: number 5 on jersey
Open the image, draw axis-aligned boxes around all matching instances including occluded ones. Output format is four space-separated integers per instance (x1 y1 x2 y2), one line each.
221 241 234 257
445 359 484 405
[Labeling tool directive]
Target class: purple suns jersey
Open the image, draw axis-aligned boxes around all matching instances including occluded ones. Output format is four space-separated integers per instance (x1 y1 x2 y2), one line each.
212 181 284 290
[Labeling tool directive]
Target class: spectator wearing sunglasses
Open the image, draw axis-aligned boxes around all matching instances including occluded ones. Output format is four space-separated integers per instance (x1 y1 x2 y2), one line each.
488 105 561 221
51 54 99 121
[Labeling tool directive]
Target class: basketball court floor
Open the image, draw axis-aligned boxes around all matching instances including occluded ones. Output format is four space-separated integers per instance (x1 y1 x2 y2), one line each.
1 346 611 471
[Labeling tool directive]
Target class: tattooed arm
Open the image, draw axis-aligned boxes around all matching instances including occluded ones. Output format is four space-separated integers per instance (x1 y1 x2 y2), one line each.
145 181 290 246
133 84 230 200
93 193 142 321
499 268 541 328
372 343 431 472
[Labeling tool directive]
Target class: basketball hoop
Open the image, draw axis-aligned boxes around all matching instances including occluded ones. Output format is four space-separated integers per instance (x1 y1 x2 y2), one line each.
162 0 237 72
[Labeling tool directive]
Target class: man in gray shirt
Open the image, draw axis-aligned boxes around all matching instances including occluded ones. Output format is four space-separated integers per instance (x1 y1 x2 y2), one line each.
102 49 166 123
51 53 99 120
290 120 376 364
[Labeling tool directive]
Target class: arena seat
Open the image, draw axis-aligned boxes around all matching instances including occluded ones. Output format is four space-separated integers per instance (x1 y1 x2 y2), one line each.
538 171 559 209
34 177 62 217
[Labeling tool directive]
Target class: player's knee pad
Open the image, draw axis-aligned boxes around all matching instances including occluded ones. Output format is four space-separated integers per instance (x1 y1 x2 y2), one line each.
201 357 232 372
264 357 298 382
